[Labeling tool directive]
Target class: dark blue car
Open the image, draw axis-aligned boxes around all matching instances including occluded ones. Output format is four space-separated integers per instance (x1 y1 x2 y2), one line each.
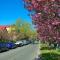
0 42 17 52
0 42 9 52
6 42 17 49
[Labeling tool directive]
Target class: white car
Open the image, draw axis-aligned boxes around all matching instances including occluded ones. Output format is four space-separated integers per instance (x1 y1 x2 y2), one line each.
15 41 23 47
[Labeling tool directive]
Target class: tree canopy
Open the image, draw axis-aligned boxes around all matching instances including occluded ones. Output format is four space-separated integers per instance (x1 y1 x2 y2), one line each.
24 0 60 43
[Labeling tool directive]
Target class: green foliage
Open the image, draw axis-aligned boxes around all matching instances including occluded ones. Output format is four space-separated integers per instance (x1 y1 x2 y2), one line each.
15 19 22 33
40 43 49 50
40 43 60 60
41 50 60 60
15 19 37 40
0 39 9 43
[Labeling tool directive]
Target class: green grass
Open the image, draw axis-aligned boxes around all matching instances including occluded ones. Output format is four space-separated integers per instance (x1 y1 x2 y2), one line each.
40 43 60 60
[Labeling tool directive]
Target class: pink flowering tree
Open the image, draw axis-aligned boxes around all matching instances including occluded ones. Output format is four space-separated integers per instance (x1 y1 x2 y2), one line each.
24 0 60 46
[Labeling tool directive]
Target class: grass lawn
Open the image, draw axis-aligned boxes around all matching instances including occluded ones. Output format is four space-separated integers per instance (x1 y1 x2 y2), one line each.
40 43 60 60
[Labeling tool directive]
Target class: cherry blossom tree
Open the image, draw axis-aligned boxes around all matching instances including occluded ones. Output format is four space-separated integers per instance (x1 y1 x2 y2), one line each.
24 0 60 44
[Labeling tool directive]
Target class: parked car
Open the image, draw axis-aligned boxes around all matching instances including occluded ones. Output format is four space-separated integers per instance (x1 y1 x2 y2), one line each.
6 42 17 49
26 40 31 44
0 42 9 52
22 40 30 45
15 41 23 47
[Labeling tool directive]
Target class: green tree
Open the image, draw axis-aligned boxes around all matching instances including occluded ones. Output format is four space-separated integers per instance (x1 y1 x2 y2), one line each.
15 19 22 33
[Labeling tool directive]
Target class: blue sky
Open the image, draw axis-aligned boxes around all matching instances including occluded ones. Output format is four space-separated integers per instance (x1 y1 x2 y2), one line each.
0 0 32 25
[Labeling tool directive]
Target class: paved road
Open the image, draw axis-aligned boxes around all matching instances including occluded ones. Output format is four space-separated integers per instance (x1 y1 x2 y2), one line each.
0 44 39 60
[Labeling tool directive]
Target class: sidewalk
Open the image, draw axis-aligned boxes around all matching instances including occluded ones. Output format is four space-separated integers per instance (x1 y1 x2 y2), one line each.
34 42 41 60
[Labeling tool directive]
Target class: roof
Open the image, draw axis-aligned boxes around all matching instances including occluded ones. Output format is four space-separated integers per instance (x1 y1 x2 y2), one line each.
0 26 9 30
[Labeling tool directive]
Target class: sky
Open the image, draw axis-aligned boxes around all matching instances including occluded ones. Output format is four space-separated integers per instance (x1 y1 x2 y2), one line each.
0 0 32 25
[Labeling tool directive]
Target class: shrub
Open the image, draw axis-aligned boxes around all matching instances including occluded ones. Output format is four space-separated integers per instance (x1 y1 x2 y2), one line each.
41 52 60 60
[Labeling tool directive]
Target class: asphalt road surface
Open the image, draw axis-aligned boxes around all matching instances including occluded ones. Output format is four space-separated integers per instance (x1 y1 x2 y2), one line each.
0 44 39 60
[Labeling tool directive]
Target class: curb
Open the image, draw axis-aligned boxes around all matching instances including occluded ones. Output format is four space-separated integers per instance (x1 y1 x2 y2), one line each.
34 43 41 60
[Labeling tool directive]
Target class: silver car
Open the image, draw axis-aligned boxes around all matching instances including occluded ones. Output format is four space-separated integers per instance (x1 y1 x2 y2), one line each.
15 41 23 47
